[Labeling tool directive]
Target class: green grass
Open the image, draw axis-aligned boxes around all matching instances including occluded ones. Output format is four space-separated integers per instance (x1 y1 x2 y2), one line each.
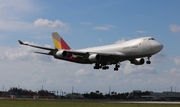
0 99 179 107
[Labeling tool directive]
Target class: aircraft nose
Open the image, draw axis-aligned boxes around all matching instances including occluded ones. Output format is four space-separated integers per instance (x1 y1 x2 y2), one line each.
151 41 163 53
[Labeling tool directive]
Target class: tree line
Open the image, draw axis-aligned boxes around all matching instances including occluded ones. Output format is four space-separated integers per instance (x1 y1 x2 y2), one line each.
0 87 151 100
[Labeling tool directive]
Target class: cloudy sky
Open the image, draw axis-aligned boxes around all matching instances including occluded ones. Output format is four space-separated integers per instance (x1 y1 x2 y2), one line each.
0 0 180 94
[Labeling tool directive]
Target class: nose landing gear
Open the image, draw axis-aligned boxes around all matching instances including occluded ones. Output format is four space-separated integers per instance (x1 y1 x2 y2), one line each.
146 57 151 64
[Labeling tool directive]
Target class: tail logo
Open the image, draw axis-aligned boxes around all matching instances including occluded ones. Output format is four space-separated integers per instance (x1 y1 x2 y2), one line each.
52 32 71 50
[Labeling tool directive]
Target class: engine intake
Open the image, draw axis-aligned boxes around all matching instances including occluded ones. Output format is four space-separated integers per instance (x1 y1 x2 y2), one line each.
55 50 67 59
88 54 101 62
130 58 145 65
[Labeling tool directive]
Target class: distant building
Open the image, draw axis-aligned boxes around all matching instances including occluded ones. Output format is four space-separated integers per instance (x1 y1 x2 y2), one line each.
127 90 142 99
128 90 180 101
147 91 180 100
65 93 84 99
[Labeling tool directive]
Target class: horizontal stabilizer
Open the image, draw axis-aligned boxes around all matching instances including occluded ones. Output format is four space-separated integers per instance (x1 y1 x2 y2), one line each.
35 52 51 55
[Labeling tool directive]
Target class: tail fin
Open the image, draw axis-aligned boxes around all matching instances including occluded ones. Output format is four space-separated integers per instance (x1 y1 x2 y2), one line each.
52 32 71 50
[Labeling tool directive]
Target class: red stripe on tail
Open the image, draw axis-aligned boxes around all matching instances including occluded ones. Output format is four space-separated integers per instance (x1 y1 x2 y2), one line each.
60 38 71 50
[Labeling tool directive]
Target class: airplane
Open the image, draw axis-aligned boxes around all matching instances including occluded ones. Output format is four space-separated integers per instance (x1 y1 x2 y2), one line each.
18 32 163 71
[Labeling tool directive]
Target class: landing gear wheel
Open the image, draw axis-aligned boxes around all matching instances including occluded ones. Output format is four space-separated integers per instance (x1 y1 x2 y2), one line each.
94 66 99 69
146 56 151 64
146 61 151 64
114 68 118 71
114 63 120 71
102 66 109 70
106 66 109 69
116 64 120 68
94 63 101 69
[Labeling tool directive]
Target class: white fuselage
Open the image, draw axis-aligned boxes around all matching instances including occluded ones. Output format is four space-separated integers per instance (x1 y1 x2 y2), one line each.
77 37 162 60
55 37 163 66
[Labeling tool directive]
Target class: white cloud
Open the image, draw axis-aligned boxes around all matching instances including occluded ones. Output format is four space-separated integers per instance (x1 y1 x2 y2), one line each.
163 68 180 84
105 25 116 28
123 63 135 74
93 26 109 30
93 25 116 30
75 69 94 77
0 0 38 31
170 24 180 33
151 53 166 64
170 68 180 75
174 56 180 66
0 1 70 32
80 22 93 25
34 18 70 30
75 69 86 76
0 20 33 31
99 38 102 42
0 0 37 20
0 45 77 90
0 46 28 61
136 30 147 33
123 62 155 74
115 39 126 44
29 35 51 40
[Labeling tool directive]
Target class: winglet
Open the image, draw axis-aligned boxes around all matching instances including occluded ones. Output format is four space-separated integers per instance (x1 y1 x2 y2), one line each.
52 32 71 50
18 40 24 45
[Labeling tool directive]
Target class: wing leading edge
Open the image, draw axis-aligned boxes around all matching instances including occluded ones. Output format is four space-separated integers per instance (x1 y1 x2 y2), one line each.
18 40 54 51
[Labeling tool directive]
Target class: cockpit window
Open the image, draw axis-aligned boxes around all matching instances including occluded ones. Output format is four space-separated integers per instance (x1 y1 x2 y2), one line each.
148 38 155 40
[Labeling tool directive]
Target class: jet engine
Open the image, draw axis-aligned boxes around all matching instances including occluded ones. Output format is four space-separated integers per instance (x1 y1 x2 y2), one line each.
55 50 68 59
88 54 101 62
130 58 145 65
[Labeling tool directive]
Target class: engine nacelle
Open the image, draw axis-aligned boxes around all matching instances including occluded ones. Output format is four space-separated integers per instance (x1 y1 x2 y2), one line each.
88 54 101 62
55 50 67 59
130 58 145 65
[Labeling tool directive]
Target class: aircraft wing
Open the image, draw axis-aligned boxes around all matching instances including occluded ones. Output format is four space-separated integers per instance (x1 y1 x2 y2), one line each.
18 40 127 63
18 40 55 51
64 50 127 63
65 50 126 57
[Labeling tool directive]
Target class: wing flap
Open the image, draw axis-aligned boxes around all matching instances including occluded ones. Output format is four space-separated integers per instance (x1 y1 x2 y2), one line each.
63 50 127 64
65 50 126 58
35 52 51 55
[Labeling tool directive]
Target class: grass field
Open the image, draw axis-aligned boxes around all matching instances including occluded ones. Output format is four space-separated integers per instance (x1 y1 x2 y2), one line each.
0 99 180 107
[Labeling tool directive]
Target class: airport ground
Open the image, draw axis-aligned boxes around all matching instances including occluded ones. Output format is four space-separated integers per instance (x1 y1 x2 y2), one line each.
0 99 180 107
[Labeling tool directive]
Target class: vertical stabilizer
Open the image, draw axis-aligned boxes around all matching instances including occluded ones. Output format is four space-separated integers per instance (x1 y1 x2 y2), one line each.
52 32 71 50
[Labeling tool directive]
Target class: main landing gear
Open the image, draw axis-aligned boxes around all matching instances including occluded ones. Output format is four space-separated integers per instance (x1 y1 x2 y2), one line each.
94 63 109 70
93 63 101 69
114 63 120 71
94 63 120 71
102 66 109 70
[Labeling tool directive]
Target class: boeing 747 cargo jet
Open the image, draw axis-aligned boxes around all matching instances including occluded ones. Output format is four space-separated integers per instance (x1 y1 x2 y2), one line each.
18 32 163 71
